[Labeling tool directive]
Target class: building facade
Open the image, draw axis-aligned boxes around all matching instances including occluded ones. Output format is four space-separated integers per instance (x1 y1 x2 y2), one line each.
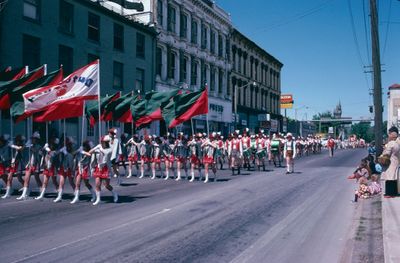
152 0 232 135
0 0 156 140
387 84 400 131
230 28 283 134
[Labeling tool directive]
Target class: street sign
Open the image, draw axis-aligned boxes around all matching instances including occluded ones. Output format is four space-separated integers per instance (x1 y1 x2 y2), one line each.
281 103 293 109
280 94 294 109
328 127 334 134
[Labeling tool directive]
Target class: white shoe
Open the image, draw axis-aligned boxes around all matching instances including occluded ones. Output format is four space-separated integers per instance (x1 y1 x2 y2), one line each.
70 190 79 204
2 186 11 199
151 174 156 180
204 175 209 183
35 188 46 200
16 187 28 200
164 173 169 180
112 191 118 203
53 190 63 203
113 174 118 178
175 177 181 181
93 191 101 205
139 173 144 179
189 177 194 182
90 188 96 202
126 174 132 179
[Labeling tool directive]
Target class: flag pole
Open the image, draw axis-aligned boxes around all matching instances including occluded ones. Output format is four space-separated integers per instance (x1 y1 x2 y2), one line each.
191 118 195 136
63 118 66 147
44 64 47 143
81 100 86 146
205 84 209 136
97 59 101 142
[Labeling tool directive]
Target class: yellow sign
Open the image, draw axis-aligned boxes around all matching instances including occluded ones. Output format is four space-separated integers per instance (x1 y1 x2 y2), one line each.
281 103 293 109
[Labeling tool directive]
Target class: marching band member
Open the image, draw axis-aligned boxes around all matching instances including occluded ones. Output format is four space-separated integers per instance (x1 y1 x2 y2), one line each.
35 137 60 200
255 131 267 171
84 135 118 205
108 128 122 184
188 133 202 182
54 138 76 203
125 135 139 178
284 133 296 174
174 132 187 181
0 135 11 192
70 140 96 204
229 131 243 175
2 135 25 199
216 132 225 170
119 133 129 176
151 136 162 179
162 134 175 180
17 132 43 200
241 128 251 170
270 133 281 167
201 133 217 183
138 135 153 179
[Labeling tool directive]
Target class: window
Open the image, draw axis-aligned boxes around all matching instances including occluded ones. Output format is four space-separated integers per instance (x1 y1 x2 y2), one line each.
167 5 176 33
136 33 145 58
113 61 123 90
191 19 198 44
210 67 215 91
210 31 215 54
59 0 73 33
113 23 124 51
23 34 40 69
88 53 99 64
157 0 163 26
167 50 176 79
179 55 187 82
238 54 241 74
218 68 223 94
136 68 145 92
201 61 206 86
191 58 198 86
23 0 40 21
88 12 100 42
156 47 162 76
58 45 73 76
180 13 188 39
201 23 207 49
218 35 223 57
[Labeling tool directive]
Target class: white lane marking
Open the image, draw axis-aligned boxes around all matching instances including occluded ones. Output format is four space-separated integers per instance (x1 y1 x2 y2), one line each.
11 208 172 263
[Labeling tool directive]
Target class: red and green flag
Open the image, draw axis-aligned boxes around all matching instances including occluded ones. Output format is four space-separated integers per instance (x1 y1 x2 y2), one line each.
113 94 141 123
85 92 121 127
102 92 131 121
0 67 25 82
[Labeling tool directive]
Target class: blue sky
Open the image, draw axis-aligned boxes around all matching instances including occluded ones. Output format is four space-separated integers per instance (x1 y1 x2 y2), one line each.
217 0 400 121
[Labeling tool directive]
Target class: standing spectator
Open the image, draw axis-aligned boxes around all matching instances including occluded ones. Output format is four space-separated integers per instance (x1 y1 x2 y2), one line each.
327 136 335 157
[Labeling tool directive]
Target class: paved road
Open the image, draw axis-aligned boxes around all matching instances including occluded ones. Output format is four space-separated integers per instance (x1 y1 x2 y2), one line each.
0 149 366 263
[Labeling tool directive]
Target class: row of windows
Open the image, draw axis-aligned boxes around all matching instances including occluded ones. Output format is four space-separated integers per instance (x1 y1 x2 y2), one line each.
157 0 226 58
22 34 145 92
23 0 146 58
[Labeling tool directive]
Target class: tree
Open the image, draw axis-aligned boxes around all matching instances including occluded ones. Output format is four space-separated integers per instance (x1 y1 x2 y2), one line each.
351 122 373 142
312 111 332 120
312 111 333 134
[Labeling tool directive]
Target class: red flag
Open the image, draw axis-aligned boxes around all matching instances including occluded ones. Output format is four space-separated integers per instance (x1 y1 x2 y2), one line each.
33 100 85 122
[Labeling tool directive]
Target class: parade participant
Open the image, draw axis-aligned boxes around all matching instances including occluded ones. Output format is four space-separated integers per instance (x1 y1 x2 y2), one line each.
188 133 202 182
225 134 233 169
327 136 335 157
241 128 251 170
70 140 96 204
255 131 267 171
35 137 60 200
201 133 217 183
84 135 118 205
284 133 296 174
174 132 187 181
125 135 139 178
270 134 281 167
162 134 175 180
108 128 122 184
216 132 225 170
2 135 26 199
119 133 129 176
151 136 162 179
229 131 242 175
17 132 43 200
0 135 11 183
138 135 153 179
54 137 76 203
296 137 303 157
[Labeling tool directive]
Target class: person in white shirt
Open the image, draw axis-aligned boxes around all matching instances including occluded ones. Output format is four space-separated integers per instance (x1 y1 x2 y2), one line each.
284 133 296 174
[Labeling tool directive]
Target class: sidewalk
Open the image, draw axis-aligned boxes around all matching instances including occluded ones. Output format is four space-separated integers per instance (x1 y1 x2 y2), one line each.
381 187 400 263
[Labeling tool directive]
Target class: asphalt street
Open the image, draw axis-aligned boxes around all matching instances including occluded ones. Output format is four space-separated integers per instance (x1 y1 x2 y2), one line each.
0 148 367 263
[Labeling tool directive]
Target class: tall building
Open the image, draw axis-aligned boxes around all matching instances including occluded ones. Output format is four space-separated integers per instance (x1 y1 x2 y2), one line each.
230 28 283 134
151 0 233 135
0 0 156 140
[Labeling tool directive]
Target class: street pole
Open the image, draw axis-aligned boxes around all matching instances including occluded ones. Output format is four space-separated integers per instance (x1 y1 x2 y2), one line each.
370 0 383 156
234 84 238 130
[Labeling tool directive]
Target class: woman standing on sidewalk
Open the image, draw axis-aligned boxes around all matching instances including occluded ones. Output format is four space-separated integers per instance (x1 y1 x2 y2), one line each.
379 126 400 197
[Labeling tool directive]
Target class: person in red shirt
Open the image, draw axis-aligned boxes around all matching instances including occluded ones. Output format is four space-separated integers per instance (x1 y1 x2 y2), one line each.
327 136 335 157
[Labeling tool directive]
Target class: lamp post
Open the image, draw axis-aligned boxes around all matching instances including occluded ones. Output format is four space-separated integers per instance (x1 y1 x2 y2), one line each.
234 81 257 130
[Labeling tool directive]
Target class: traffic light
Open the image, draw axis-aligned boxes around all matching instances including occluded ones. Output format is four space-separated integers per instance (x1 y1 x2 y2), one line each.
369 106 373 113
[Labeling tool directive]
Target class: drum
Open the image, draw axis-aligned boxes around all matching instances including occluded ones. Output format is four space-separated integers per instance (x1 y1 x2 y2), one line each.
256 150 266 159
243 149 251 158
215 149 222 157
271 140 280 153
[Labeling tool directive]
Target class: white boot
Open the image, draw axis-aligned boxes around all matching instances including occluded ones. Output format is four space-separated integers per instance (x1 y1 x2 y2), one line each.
112 191 118 203
70 190 80 204
126 168 132 178
93 191 101 205
189 171 195 182
151 170 156 180
139 169 144 179
16 187 28 200
164 170 169 180
53 189 63 203
2 186 11 199
89 188 96 202
175 171 181 181
35 188 46 200
204 173 209 183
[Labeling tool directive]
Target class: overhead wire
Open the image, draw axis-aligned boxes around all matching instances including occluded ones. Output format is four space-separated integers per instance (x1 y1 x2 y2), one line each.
382 0 393 60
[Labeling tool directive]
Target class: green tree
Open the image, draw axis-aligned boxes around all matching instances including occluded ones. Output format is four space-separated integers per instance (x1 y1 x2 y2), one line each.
312 111 333 133
351 122 373 142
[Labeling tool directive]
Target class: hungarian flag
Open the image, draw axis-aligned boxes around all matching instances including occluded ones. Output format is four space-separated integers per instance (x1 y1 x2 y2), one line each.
23 61 99 116
135 89 180 127
86 92 121 127
162 87 208 128
0 67 26 82
102 92 132 121
0 66 45 110
10 101 31 123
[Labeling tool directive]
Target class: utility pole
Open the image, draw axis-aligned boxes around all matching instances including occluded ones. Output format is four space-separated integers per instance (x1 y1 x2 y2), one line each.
370 0 383 157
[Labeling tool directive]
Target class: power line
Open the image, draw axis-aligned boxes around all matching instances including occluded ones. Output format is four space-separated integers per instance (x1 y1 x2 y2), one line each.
362 0 371 65
347 0 366 67
382 0 393 60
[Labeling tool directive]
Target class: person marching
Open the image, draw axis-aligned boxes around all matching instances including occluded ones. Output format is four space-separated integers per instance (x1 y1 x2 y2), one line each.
125 135 139 178
162 134 175 180
151 136 163 179
229 131 243 175
283 133 296 174
270 133 281 167
35 137 60 200
84 135 118 205
327 136 335 157
108 128 122 185
188 133 202 182
174 132 187 181
54 137 76 203
17 132 43 200
0 135 12 193
255 131 267 171
215 132 225 170
138 135 153 179
70 140 96 204
241 128 251 170
119 133 129 177
201 133 217 183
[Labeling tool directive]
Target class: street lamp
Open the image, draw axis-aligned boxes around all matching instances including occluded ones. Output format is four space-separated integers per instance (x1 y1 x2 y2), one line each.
234 81 257 129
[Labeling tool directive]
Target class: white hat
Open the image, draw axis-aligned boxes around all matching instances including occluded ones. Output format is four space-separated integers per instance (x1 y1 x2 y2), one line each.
32 131 40 139
217 132 221 135
238 135 242 139
54 138 60 144
286 133 293 137
102 135 111 142
235 130 240 134
212 132 217 137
